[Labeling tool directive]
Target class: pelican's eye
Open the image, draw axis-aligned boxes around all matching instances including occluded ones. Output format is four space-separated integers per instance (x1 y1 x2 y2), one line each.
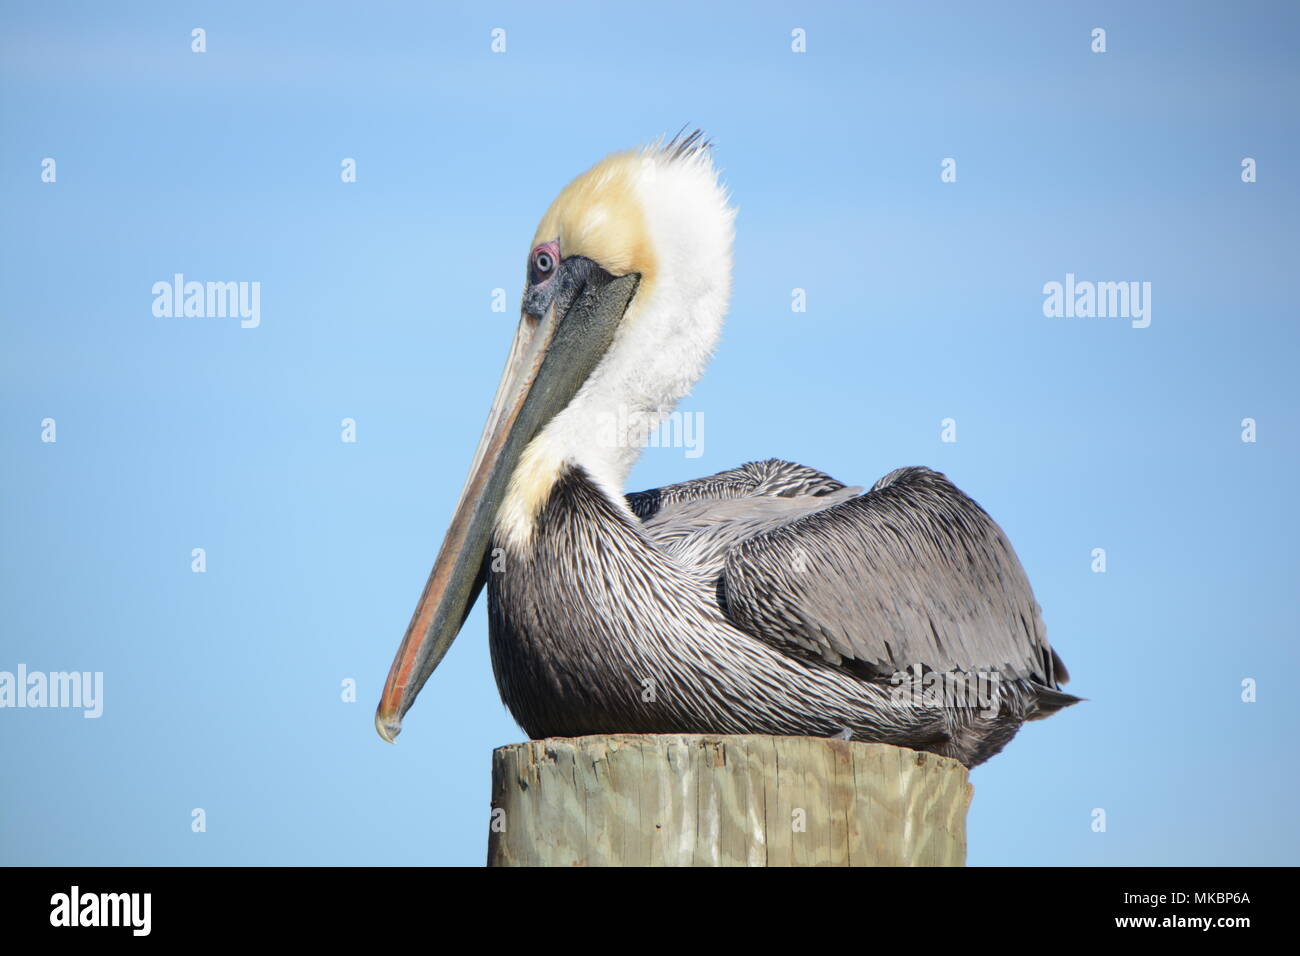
530 242 559 285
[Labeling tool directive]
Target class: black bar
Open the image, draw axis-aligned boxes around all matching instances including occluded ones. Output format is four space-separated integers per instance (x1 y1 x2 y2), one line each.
1 866 1278 940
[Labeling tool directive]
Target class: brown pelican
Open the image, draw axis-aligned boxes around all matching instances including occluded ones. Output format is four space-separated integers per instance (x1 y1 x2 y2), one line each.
376 132 1078 767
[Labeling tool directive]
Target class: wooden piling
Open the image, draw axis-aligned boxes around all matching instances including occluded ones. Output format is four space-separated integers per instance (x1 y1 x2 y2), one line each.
487 734 971 866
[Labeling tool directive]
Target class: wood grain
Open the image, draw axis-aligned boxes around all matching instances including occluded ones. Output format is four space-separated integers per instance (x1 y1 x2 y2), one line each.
487 734 970 867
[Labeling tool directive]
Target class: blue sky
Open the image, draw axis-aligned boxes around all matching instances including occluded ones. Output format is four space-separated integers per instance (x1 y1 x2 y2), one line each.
2 0 1297 866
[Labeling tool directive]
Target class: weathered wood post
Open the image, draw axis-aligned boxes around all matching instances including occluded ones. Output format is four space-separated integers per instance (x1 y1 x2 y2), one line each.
487 734 971 866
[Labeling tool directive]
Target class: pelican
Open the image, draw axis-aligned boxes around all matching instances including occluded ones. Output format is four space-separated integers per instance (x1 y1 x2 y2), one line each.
376 132 1078 767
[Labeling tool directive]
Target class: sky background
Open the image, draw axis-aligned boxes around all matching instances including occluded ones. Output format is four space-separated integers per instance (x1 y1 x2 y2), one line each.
2 1 1297 866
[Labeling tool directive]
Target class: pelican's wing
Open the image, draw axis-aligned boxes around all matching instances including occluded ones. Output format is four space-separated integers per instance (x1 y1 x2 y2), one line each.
716 466 1074 703
627 459 862 579
626 458 850 518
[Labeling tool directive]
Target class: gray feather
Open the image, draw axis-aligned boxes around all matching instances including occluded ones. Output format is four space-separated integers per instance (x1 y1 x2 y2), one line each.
487 460 1078 769
719 466 1065 688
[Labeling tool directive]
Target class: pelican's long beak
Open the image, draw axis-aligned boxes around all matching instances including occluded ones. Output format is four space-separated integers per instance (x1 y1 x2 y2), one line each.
376 260 639 742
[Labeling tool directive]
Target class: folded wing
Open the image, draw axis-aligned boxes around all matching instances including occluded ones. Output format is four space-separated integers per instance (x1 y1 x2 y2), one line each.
720 466 1070 693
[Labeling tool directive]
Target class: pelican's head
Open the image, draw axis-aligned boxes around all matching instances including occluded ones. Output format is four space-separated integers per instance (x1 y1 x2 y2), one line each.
376 132 735 741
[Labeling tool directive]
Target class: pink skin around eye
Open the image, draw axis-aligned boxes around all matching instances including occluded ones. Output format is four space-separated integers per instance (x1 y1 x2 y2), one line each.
531 240 561 283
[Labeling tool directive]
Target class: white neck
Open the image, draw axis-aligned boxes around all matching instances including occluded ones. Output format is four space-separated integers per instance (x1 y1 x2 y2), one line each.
548 284 725 491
